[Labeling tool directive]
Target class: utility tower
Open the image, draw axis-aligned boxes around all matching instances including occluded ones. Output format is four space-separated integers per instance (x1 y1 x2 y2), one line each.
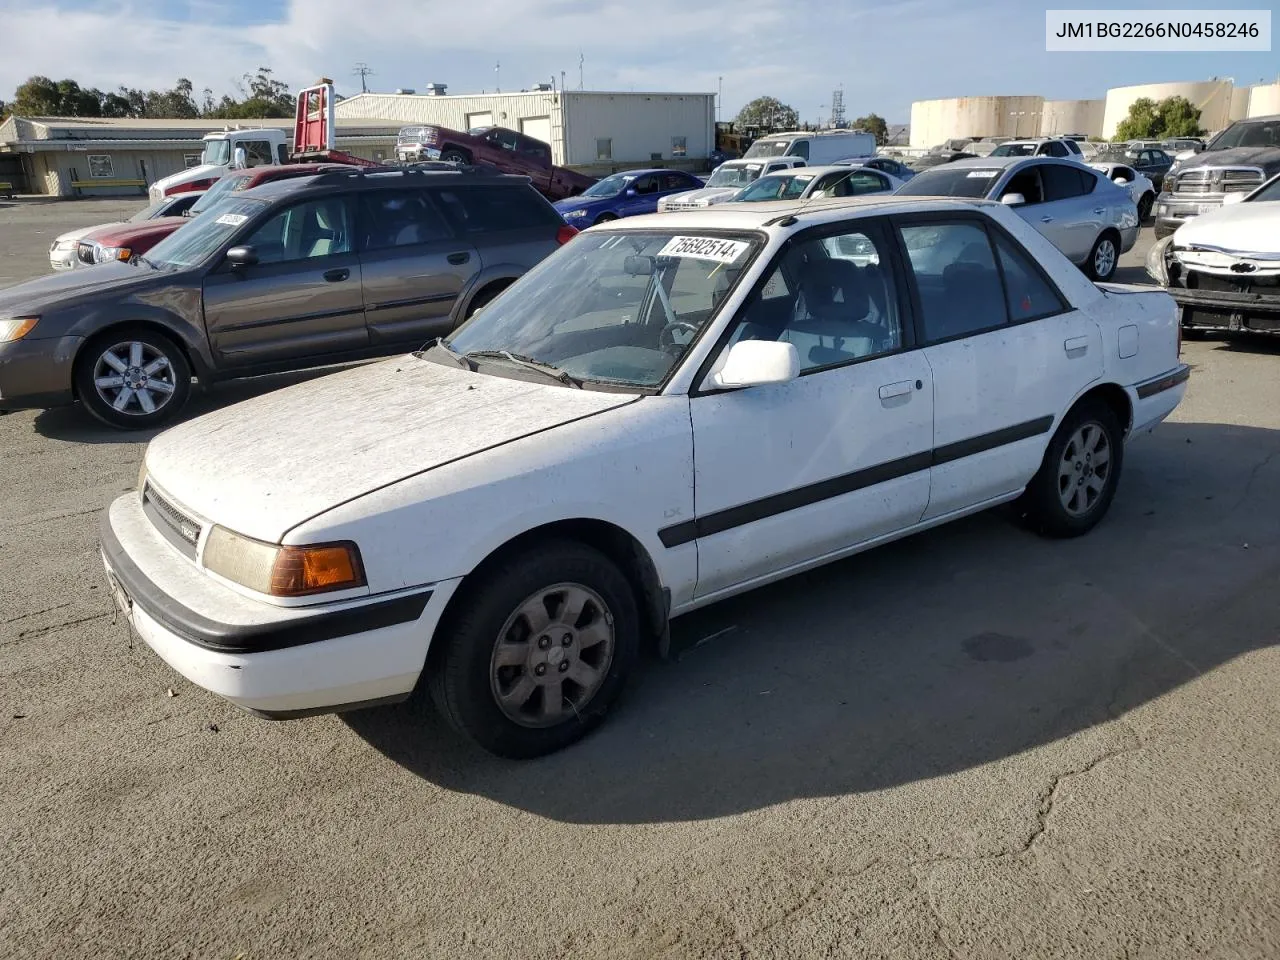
829 86 846 129
353 62 374 94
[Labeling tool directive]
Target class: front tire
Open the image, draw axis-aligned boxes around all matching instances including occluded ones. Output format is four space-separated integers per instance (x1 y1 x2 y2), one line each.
441 149 470 164
75 327 191 430
428 540 640 758
593 212 619 225
1085 232 1120 282
1019 400 1124 538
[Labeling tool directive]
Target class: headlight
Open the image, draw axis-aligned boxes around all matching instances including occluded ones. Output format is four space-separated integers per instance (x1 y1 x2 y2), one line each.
0 317 39 342
1145 236 1174 286
94 245 132 264
202 526 367 597
137 460 148 491
562 208 588 219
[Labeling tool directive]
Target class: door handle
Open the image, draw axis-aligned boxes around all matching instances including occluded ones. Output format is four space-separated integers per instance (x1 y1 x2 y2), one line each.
323 268 350 282
447 252 471 265
1064 336 1090 356
878 380 913 401
1093 207 1106 215
1039 216 1054 223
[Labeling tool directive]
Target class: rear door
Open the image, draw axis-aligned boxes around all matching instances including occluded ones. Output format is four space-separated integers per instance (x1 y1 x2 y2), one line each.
894 213 1102 518
357 187 479 348
202 194 367 369
1039 163 1100 262
435 183 562 281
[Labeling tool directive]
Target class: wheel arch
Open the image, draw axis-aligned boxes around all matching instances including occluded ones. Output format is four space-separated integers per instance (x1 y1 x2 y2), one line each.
452 273 522 324
1065 381 1133 438
71 318 207 399
430 517 669 667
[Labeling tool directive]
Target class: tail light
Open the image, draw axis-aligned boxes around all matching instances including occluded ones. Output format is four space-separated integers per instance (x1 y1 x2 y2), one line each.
556 224 579 246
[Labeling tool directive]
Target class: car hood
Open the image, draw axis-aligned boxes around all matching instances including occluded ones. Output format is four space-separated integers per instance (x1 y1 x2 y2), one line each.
1172 203 1280 256
53 223 122 245
553 195 607 214
152 163 224 193
1178 147 1280 172
86 215 186 247
664 187 741 205
0 260 160 316
143 357 639 543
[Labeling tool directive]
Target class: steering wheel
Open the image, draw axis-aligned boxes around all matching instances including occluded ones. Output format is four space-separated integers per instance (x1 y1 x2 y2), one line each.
659 320 699 354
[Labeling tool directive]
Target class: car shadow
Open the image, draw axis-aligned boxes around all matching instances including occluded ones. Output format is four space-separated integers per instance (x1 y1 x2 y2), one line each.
1217 333 1280 357
30 365 360 444
345 420 1280 824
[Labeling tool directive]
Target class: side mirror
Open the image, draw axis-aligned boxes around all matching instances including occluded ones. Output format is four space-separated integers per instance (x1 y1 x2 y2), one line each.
1193 143 1205 153
232 147 247 169
623 255 654 276
225 245 259 268
706 340 800 390
1000 192 1026 206
1222 192 1246 206
625 188 637 197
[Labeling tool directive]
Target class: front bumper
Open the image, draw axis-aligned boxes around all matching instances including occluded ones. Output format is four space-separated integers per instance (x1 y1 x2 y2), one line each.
99 492 462 717
1153 194 1223 239
0 334 82 410
395 145 441 162
1168 285 1280 334
49 246 79 271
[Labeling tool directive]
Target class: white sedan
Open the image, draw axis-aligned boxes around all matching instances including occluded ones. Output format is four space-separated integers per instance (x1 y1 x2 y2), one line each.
101 196 1189 758
1090 162 1158 220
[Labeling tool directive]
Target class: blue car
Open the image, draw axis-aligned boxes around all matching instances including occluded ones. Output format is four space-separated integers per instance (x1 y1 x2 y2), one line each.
554 168 706 226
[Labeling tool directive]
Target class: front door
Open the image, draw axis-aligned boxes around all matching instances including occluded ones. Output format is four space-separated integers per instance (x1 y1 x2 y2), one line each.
687 221 934 599
357 187 479 348
203 195 367 369
894 215 1102 519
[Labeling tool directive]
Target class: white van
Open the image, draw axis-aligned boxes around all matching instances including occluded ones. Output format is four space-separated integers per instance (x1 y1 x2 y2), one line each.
743 129 877 165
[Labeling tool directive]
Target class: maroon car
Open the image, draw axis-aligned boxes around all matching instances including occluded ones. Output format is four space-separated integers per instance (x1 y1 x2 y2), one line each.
74 164 361 267
395 125 595 200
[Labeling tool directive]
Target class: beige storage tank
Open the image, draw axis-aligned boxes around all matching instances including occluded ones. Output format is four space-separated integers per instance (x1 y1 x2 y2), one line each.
910 95 1044 148
1039 99 1105 139
1103 80 1234 139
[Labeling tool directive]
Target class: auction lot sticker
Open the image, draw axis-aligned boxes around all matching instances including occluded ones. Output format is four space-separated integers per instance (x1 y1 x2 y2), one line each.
215 213 248 226
1046 10 1271 51
658 236 750 263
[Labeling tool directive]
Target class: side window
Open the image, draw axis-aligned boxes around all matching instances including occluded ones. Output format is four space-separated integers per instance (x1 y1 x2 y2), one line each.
847 171 890 195
1044 141 1068 157
242 140 273 167
244 197 353 264
1064 139 1082 155
1116 166 1135 183
632 175 659 195
491 129 519 151
358 190 452 251
1001 167 1044 205
276 144 289 165
1041 164 1090 201
811 172 850 197
993 233 1067 320
726 226 903 372
787 140 811 160
660 173 691 191
899 221 1007 342
436 186 558 233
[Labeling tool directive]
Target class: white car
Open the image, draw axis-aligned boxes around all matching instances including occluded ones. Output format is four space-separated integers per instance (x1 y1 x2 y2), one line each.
726 165 903 203
100 196 1189 758
1090 162 1158 220
658 157 807 211
47 194 202 271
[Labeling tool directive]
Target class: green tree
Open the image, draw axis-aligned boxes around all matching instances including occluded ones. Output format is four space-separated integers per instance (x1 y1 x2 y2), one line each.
1114 95 1203 140
206 67 294 119
854 113 888 145
736 96 799 131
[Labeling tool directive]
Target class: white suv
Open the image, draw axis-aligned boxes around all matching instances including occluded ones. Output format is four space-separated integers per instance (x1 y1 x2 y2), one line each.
989 138 1086 161
658 157 807 211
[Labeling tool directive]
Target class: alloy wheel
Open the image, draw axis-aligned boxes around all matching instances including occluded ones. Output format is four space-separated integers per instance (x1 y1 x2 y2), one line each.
1093 239 1116 279
1057 421 1112 517
92 341 178 416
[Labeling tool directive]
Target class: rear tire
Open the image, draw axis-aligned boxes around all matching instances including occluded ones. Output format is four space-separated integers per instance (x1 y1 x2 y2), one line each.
1019 399 1124 538
75 327 191 430
428 540 640 758
1085 232 1120 282
1137 192 1154 221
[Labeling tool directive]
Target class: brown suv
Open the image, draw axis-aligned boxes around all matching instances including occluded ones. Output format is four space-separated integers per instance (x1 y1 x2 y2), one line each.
0 166 577 428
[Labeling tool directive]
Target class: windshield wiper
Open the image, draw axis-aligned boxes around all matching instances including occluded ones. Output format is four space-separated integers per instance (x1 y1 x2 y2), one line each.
463 350 582 388
133 254 160 269
418 337 472 369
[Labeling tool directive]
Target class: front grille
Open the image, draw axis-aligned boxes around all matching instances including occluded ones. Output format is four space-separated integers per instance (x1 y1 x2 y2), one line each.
1171 167 1265 195
1188 271 1280 295
142 483 202 559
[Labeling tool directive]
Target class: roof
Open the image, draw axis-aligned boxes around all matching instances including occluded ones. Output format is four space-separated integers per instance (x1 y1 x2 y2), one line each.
604 195 1002 232
240 164 524 200
0 115 400 146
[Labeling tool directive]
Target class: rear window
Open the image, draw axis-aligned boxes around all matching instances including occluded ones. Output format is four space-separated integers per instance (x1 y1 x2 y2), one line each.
896 167 1001 198
434 185 560 233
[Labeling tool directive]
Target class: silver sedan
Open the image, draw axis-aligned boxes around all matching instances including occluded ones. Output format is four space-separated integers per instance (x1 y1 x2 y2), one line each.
895 156 1140 281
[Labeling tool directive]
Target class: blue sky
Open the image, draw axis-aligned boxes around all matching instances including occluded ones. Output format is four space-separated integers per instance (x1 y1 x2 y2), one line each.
3 0 1277 122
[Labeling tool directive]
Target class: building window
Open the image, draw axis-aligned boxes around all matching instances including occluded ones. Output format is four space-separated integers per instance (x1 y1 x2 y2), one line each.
596 138 612 160
671 136 687 158
183 154 202 168
373 149 386 162
87 155 114 179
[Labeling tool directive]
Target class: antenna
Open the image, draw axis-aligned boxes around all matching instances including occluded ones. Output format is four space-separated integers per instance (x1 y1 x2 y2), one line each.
579 52 584 90
352 62 374 94
495 61 500 93
561 70 566 93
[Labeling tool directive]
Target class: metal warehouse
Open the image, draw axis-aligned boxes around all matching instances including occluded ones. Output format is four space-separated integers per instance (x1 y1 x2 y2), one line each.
0 116 400 197
335 87 716 173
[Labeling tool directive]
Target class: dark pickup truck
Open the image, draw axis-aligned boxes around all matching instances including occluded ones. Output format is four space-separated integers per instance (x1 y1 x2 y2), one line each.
395 125 596 201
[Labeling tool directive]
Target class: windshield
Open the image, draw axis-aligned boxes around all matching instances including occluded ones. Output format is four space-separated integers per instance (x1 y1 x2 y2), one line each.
144 196 266 269
990 143 1035 157
1209 119 1280 151
128 200 171 222
189 173 251 214
443 230 759 388
201 139 231 166
896 167 1001 198
735 173 814 202
582 174 634 199
1250 175 1280 203
743 139 791 158
706 163 765 188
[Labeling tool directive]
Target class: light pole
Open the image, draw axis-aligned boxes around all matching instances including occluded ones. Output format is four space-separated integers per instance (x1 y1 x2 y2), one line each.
717 76 723 123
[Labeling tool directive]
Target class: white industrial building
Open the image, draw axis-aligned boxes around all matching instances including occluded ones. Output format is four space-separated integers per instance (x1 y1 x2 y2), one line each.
335 87 716 174
911 78 1280 148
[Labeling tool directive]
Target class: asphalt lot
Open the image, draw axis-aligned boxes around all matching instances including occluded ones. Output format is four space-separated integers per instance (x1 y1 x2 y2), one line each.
1 198 1278 960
